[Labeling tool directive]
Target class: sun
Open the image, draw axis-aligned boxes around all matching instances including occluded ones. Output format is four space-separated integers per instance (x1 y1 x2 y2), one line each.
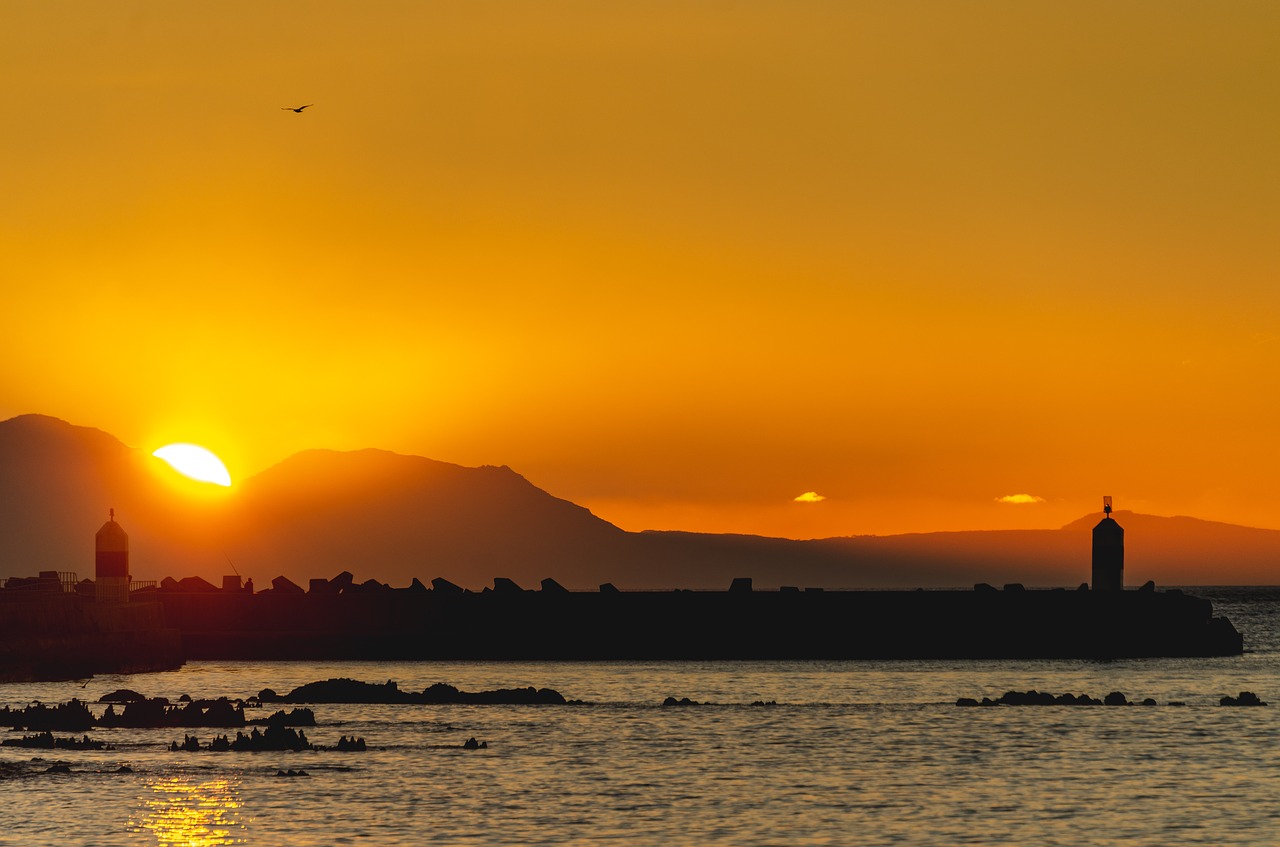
153 443 233 487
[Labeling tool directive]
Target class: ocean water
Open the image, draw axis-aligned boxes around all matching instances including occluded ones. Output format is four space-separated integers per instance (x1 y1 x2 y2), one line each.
1 587 1276 846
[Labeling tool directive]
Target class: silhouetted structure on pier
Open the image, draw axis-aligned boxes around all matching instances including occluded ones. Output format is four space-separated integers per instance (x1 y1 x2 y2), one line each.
1092 496 1124 591
94 509 129 603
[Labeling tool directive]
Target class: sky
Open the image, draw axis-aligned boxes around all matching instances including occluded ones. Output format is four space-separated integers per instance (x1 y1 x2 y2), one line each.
3 1 1278 539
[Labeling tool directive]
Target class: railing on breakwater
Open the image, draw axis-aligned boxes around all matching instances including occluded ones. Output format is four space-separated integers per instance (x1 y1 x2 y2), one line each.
2 571 78 594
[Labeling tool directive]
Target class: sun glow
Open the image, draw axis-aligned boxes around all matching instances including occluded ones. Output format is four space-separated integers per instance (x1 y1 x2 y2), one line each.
153 443 233 486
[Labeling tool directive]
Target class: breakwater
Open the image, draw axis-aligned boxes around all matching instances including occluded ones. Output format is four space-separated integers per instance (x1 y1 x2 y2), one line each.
0 593 183 681
150 580 1243 660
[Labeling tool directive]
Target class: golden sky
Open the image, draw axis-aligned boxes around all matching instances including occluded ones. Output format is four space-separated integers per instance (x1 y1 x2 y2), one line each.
3 1 1278 538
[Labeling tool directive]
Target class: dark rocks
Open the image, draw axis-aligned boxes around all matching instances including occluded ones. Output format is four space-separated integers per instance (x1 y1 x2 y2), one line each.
662 697 702 706
419 683 468 703
248 708 316 727
98 689 146 703
1 699 95 732
262 678 413 704
462 737 488 750
173 725 313 752
236 725 311 751
336 735 367 751
45 764 72 774
276 769 309 777
957 690 1126 706
261 678 573 705
99 697 245 729
170 735 201 752
993 690 1068 706
1 732 106 750
957 690 1240 707
1053 693 1101 705
420 683 568 705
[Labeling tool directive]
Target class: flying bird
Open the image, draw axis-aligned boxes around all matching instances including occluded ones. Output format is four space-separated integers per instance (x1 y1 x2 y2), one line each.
282 104 314 113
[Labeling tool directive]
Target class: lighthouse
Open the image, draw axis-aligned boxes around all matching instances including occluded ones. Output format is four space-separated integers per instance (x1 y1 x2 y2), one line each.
1091 496 1124 591
95 508 130 602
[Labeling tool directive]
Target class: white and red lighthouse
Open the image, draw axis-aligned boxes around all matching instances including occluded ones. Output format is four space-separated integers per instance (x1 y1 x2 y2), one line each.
95 508 130 602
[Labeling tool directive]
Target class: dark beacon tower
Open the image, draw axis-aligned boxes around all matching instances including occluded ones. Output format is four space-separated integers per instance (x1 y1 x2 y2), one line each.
95 508 130 602
1091 496 1124 591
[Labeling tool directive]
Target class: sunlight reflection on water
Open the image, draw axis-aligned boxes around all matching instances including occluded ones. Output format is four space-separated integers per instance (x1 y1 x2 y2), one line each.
129 776 246 847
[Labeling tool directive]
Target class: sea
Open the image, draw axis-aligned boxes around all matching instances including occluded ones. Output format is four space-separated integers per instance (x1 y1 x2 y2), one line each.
1 587 1276 846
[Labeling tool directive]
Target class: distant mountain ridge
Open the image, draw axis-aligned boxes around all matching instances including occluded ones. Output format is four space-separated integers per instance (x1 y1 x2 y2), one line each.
1 414 1277 588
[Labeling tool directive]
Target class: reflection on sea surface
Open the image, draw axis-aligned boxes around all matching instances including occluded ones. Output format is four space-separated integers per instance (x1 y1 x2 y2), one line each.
131 776 246 846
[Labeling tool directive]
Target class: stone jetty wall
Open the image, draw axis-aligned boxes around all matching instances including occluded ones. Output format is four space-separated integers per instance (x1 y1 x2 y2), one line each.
154 585 1243 661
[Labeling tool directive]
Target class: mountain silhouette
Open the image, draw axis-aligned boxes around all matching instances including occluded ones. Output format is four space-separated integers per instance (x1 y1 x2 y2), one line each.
2 414 1277 588
221 448 628 588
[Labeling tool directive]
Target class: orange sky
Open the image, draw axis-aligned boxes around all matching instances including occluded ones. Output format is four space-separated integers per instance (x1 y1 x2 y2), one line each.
3 2 1278 539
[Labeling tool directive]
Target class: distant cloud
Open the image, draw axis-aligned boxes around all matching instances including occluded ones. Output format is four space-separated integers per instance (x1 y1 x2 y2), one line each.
794 491 826 503
996 494 1045 505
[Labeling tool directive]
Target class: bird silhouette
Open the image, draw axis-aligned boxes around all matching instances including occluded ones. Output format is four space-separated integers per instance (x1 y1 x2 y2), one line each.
282 104 314 113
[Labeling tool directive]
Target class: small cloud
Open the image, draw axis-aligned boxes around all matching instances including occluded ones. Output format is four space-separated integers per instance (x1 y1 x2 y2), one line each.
794 491 826 503
996 494 1045 505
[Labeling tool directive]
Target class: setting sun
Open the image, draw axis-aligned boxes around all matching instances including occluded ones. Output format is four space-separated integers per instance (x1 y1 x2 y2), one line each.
153 443 233 487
